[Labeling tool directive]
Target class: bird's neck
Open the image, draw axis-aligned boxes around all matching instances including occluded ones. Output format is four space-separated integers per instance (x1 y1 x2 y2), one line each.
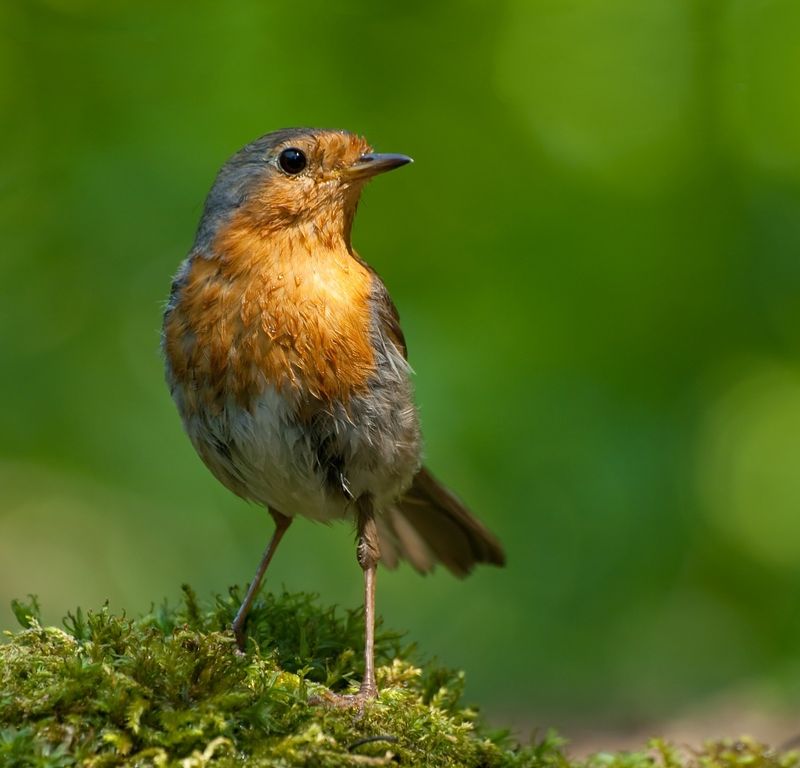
246 192 359 254
212 211 357 276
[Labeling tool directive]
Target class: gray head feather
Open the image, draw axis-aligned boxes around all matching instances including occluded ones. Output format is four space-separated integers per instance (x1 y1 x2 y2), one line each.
192 128 323 253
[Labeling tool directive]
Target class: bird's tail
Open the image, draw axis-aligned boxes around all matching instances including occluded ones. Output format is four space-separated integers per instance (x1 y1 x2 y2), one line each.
376 467 505 577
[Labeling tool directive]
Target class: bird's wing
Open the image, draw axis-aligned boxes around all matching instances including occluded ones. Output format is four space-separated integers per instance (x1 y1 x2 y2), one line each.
364 265 408 359
360 262 505 576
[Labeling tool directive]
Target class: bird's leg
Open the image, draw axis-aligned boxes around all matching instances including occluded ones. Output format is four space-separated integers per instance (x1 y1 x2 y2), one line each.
310 497 381 708
356 497 381 699
232 508 292 651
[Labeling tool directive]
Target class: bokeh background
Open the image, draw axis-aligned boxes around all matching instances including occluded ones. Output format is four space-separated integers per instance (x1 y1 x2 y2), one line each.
3 0 800 747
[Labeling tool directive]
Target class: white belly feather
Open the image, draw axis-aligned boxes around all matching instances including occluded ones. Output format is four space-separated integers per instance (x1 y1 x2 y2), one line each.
181 345 421 522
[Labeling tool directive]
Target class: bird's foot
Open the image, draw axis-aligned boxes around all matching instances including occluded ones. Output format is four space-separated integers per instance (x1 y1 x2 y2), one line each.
231 622 247 654
309 683 378 711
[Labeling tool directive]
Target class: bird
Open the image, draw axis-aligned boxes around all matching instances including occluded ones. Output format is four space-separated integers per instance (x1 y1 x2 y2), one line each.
162 128 505 704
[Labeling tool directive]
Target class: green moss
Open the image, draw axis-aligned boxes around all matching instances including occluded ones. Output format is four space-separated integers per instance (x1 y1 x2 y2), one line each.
1 588 799 768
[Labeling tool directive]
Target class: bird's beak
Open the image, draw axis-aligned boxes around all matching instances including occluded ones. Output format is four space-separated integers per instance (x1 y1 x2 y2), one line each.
345 152 413 181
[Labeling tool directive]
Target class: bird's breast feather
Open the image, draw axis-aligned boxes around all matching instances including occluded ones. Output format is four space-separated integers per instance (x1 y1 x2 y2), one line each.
163 214 378 412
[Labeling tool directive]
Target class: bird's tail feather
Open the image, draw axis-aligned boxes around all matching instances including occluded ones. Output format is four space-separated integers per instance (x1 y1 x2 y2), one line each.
376 466 505 577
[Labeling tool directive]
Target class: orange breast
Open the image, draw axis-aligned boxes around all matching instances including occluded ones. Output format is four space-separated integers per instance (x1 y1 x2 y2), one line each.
163 211 376 413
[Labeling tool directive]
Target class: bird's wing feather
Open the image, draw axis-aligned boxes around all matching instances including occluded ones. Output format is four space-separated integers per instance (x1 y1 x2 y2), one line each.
363 264 408 359
362 262 505 576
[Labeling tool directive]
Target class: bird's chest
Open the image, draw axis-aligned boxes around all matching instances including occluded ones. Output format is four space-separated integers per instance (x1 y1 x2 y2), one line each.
164 240 377 415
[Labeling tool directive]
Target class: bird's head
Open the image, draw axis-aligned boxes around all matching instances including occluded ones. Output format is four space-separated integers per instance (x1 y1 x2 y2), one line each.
195 128 412 251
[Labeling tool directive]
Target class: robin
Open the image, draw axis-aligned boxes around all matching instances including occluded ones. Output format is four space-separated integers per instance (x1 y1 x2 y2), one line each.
162 128 505 704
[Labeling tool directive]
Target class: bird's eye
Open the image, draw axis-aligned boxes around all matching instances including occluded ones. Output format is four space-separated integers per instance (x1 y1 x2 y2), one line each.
278 147 307 175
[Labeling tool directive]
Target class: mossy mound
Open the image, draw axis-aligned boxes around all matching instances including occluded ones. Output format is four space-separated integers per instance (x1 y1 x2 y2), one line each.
1 587 797 768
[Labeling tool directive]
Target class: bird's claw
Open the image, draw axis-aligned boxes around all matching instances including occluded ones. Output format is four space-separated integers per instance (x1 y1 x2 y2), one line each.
309 685 379 712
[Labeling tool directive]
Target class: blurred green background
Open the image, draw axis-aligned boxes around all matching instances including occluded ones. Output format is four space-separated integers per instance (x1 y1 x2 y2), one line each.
3 0 800 738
